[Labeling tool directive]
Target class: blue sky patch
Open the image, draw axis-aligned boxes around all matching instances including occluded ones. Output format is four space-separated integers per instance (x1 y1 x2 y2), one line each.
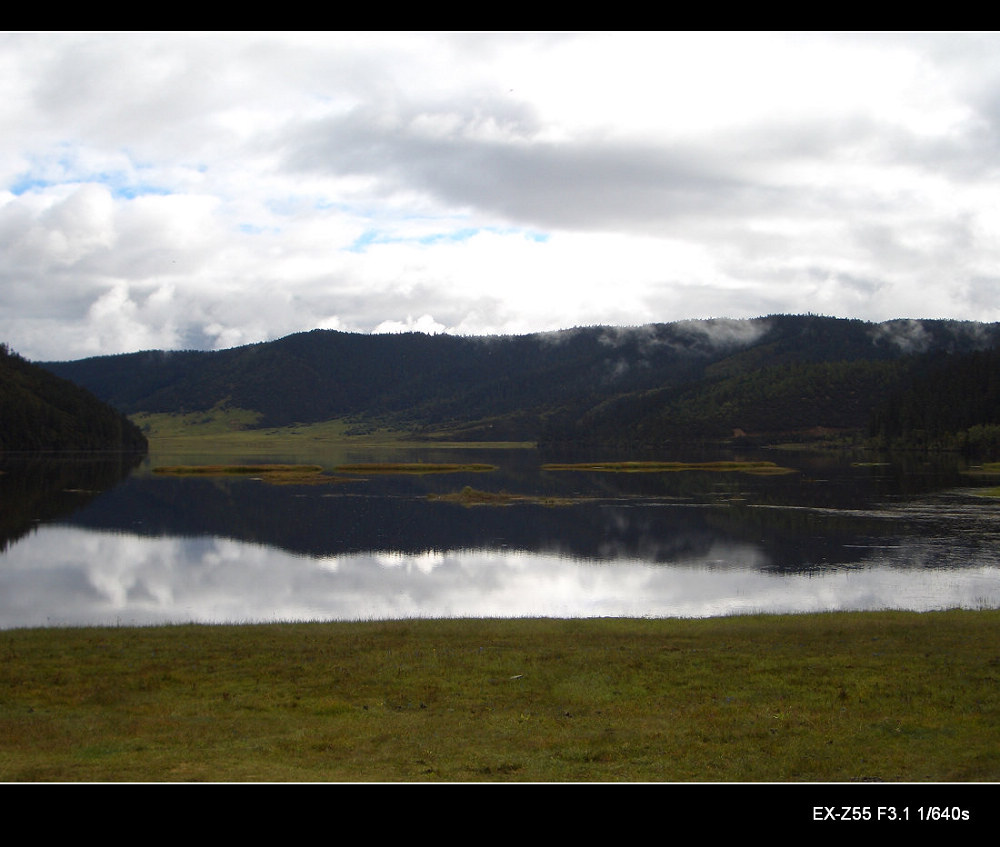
110 182 172 199
348 225 549 253
9 176 54 195
8 143 174 201
417 227 481 245
238 223 282 235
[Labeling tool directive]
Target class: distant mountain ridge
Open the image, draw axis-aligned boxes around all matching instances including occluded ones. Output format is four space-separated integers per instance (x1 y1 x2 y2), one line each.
37 315 1000 449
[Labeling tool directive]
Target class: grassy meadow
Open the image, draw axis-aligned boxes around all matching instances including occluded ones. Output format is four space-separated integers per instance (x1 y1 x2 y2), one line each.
132 409 535 461
2 612 999 783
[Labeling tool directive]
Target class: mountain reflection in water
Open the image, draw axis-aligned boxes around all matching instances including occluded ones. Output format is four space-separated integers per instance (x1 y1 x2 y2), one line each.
2 450 999 628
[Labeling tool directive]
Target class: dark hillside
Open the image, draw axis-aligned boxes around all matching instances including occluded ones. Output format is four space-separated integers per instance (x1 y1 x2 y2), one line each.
38 316 1000 447
871 346 1000 455
42 322 762 429
0 344 147 452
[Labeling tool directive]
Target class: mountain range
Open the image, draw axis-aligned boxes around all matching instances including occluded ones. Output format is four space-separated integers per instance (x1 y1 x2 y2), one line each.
36 314 1000 452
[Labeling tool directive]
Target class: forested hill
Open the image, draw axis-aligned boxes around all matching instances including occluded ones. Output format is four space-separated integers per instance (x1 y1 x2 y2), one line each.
870 345 1000 454
0 344 147 452
37 315 1000 448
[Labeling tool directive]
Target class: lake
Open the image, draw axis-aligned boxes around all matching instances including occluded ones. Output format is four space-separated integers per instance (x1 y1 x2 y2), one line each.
2 446 1000 628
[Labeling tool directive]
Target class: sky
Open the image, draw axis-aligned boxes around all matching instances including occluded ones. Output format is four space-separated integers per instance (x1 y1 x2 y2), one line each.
4 31 1000 362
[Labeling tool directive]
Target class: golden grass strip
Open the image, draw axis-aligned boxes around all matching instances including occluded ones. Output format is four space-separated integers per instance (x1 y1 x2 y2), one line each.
541 460 796 475
334 463 497 474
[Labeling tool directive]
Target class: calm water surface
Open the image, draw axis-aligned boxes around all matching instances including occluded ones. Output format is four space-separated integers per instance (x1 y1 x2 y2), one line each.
2 448 999 627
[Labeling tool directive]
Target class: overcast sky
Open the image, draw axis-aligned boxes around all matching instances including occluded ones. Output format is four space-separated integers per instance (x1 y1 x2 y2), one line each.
4 31 1000 361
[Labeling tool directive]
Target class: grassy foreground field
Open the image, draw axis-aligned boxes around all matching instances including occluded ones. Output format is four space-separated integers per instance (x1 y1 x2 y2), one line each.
2 611 999 783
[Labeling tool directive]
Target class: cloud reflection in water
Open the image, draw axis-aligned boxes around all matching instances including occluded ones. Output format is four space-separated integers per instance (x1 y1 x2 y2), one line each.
1 525 998 629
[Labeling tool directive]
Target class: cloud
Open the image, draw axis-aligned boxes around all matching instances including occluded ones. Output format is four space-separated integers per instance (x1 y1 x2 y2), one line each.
280 104 759 233
373 314 446 335
3 32 1000 361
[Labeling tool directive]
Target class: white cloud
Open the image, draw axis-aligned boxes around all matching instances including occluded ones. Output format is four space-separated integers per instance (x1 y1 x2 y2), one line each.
2 31 1000 361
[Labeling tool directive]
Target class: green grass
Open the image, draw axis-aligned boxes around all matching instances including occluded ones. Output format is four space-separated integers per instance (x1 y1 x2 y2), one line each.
132 406 264 437
132 411 535 458
2 612 999 782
